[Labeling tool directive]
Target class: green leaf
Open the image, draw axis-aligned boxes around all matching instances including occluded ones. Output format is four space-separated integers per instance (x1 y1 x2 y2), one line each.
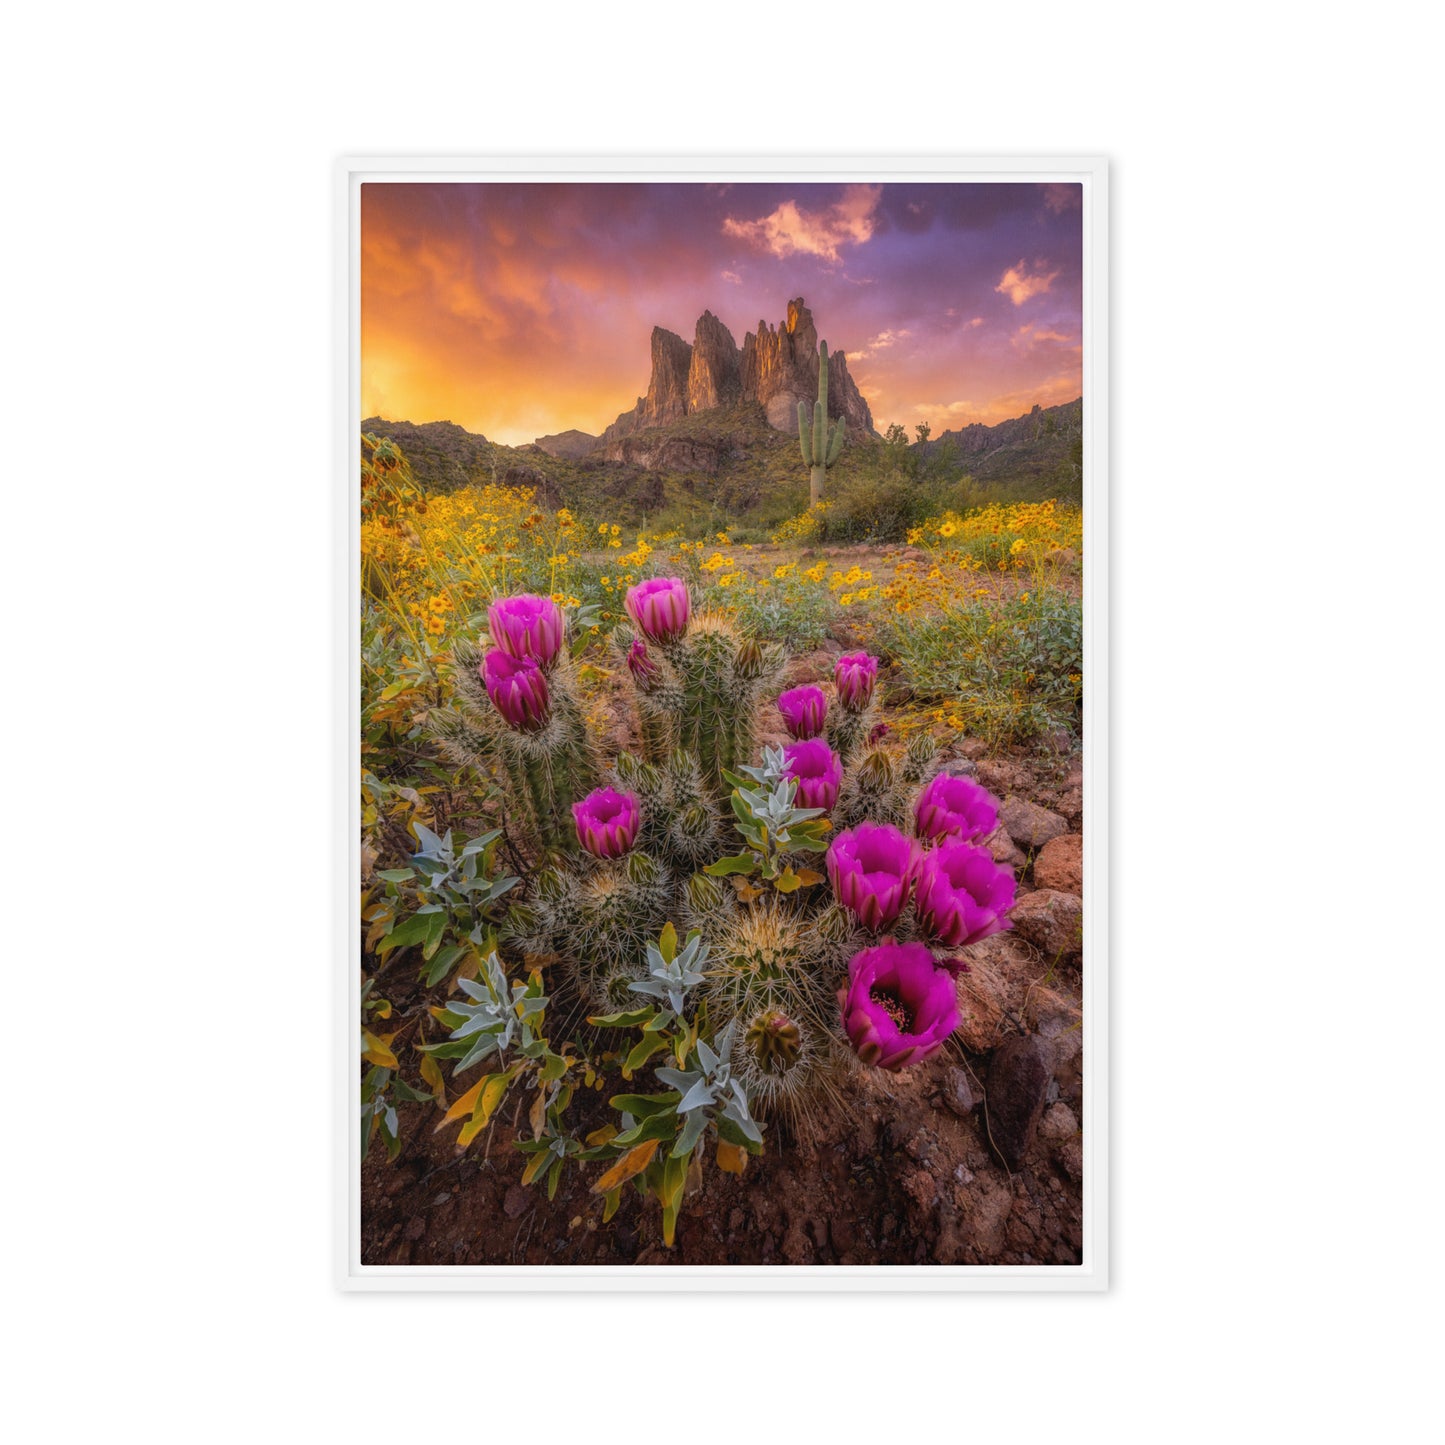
717 1115 765 1155
586 1005 657 1029
423 944 467 987
608 1091 682 1118
773 867 803 894
622 1035 668 1078
658 921 678 964
609 1111 679 1148
704 852 759 877
546 1157 564 1201
374 868 415 883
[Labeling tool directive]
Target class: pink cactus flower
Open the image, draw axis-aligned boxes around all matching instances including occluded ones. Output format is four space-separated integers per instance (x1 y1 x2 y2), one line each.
626 637 660 688
839 941 959 1071
914 840 1017 955
571 787 640 859
826 821 918 931
913 772 1000 844
487 593 564 668
777 685 828 740
481 649 550 732
624 577 690 643
782 738 842 812
835 651 878 711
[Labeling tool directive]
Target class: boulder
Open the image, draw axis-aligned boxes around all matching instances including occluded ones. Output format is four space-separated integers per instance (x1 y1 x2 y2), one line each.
1010 889 1083 957
1000 795 1069 850
1033 833 1082 894
984 1033 1052 1170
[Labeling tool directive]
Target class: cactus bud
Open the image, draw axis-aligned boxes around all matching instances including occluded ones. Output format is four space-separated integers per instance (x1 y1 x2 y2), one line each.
625 850 663 888
816 901 855 944
687 871 725 913
746 1010 803 1075
856 747 896 790
734 638 765 678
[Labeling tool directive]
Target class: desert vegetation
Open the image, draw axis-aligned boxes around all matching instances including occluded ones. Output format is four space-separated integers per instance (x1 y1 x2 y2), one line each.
360 429 1086 1265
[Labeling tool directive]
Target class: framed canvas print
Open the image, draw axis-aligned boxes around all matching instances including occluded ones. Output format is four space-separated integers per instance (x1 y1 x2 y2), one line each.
337 156 1108 1289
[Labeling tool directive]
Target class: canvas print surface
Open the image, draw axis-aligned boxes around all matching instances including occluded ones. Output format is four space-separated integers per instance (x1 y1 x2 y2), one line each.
357 179 1087 1268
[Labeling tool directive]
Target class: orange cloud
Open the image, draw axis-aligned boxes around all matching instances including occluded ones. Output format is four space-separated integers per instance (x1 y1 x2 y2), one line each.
722 184 881 263
925 369 1083 428
995 261 1060 306
1013 323 1075 350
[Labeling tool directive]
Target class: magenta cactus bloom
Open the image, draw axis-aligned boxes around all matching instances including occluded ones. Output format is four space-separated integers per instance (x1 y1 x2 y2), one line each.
481 649 550 732
826 821 918 931
571 787 640 859
626 636 659 689
777 684 828 740
914 840 1017 954
782 738 842 812
839 941 959 1071
835 651 879 711
624 577 690 643
913 772 1000 844
487 593 564 667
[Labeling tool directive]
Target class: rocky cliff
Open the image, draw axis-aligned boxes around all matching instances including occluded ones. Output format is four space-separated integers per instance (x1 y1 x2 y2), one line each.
599 298 873 454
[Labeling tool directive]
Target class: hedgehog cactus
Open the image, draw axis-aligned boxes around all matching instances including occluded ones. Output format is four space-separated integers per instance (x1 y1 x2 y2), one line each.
434 582 1019 1137
798 340 847 506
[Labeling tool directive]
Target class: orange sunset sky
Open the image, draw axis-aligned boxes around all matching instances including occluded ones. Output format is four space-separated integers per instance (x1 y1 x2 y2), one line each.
361 182 1083 447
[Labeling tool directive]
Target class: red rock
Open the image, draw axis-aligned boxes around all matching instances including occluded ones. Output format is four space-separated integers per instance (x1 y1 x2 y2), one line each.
1034 833 1082 894
1000 795 1069 850
1010 889 1083 957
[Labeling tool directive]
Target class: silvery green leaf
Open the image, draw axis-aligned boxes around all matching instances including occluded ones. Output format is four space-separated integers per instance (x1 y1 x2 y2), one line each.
722 1098 762 1144
383 1105 398 1137
667 987 686 1014
655 1067 697 1094
412 822 448 859
674 1108 707 1157
696 1038 720 1076
677 1077 716 1114
715 1018 739 1064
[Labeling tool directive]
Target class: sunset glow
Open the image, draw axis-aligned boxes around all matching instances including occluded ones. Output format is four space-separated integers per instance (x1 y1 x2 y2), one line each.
361 182 1083 446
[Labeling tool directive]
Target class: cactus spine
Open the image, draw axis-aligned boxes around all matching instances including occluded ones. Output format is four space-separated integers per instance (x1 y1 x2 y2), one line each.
797 340 847 506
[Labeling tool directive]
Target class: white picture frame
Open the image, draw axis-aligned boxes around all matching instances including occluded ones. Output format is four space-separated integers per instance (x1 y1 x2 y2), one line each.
336 155 1109 1291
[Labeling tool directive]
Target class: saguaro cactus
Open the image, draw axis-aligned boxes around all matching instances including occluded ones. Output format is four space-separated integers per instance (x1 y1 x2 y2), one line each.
798 340 847 506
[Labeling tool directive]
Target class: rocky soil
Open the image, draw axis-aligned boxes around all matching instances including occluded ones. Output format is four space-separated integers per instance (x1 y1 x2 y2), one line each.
361 659 1085 1268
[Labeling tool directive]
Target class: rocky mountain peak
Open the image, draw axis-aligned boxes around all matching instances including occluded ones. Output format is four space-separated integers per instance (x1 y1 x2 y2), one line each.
601 297 874 449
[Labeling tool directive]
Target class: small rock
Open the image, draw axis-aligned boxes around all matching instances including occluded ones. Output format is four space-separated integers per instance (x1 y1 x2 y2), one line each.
431 1192 452 1207
1059 1140 1084 1181
403 1216 426 1242
1034 833 1082 894
943 1068 979 1117
502 1184 530 1219
901 1169 937 1213
1000 796 1069 850
984 1034 1052 1170
953 1164 975 1186
957 737 988 760
1010 889 1083 956
905 1132 932 1162
982 824 1026 868
1038 1102 1078 1145
939 757 978 778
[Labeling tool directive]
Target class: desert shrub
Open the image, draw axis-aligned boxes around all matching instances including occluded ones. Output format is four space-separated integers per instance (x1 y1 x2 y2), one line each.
882 586 1082 749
